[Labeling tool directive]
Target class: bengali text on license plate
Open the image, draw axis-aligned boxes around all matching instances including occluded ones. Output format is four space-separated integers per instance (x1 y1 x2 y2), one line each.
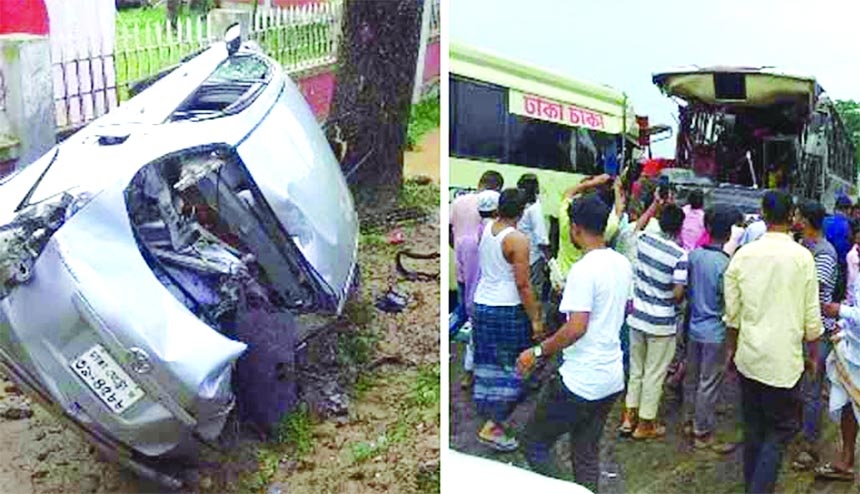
70 344 146 414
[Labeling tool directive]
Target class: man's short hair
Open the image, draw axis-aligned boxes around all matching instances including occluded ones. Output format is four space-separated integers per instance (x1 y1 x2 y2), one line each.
498 188 526 220
596 186 615 210
517 173 539 204
798 200 827 231
705 204 742 241
688 189 704 209
568 193 610 236
659 204 685 237
761 190 794 225
479 170 504 191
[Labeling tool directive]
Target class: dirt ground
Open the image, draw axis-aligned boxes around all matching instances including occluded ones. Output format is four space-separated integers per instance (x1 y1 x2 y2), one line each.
404 129 440 185
449 338 859 494
0 131 441 494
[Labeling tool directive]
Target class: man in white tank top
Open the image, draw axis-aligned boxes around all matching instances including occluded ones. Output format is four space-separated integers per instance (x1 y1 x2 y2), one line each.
472 189 544 452
516 193 633 491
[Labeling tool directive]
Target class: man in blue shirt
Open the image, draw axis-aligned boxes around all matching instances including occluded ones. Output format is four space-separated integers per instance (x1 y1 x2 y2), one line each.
824 195 853 301
682 203 742 452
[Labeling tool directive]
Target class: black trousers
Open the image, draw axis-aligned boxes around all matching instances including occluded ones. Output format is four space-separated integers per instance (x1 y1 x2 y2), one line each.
523 374 619 492
739 374 801 494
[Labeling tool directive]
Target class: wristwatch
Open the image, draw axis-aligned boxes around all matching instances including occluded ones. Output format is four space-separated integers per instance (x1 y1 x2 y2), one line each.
533 344 543 358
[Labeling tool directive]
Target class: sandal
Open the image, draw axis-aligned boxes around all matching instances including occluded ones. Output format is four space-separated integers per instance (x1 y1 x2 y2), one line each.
477 422 519 452
632 422 667 440
815 463 854 481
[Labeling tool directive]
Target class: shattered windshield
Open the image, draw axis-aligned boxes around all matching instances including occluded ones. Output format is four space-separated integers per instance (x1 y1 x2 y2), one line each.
207 55 270 82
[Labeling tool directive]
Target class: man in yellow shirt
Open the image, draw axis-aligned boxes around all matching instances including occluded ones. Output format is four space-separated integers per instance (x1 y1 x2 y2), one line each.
723 190 823 494
556 174 620 275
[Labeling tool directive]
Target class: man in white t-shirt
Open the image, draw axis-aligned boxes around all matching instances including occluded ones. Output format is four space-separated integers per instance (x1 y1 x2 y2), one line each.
516 193 633 492
517 174 551 322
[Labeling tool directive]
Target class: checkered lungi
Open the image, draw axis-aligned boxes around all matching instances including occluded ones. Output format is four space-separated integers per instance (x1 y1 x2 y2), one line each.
472 303 532 422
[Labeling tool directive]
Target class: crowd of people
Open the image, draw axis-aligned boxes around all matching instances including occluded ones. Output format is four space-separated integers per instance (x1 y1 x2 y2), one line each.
449 169 860 493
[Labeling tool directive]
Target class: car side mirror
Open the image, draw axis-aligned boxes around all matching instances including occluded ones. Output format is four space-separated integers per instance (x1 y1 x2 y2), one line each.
225 23 242 56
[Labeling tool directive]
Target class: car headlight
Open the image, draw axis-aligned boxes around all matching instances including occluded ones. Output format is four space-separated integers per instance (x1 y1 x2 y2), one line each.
0 190 97 298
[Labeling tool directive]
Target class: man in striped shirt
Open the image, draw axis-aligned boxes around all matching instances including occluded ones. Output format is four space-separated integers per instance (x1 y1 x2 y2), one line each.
619 204 688 439
793 200 838 470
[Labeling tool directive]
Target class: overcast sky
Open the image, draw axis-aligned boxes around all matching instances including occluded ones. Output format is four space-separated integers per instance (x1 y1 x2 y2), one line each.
449 0 860 157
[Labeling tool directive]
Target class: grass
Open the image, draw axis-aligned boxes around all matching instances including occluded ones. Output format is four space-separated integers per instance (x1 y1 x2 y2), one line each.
275 403 315 457
337 326 379 368
406 96 440 150
416 463 441 493
237 405 316 493
400 179 440 212
348 363 440 465
337 301 380 368
409 363 441 410
352 370 381 399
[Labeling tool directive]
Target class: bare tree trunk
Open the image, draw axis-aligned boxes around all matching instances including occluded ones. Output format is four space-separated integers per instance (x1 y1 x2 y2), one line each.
325 0 424 216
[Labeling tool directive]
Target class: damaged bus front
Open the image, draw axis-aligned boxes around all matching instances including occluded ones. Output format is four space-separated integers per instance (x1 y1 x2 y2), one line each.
0 36 357 488
653 67 857 212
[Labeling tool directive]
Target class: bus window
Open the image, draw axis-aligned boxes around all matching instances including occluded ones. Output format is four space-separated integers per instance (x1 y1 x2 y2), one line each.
450 76 507 162
508 116 572 172
450 74 618 176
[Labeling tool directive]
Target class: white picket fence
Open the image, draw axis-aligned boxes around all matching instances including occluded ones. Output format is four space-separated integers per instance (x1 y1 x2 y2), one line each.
428 0 440 40
53 0 440 129
115 1 343 101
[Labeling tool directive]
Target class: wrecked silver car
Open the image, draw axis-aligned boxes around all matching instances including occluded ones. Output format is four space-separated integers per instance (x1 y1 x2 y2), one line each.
0 32 357 487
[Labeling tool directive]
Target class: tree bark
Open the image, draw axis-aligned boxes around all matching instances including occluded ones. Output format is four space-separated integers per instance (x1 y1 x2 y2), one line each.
325 0 424 216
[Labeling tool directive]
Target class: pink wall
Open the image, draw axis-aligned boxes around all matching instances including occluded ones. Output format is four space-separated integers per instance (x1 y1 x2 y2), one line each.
297 71 335 121
422 40 440 84
294 40 439 121
0 159 14 178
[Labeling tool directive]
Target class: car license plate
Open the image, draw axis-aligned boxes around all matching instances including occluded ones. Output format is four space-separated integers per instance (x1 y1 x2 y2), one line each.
70 344 145 414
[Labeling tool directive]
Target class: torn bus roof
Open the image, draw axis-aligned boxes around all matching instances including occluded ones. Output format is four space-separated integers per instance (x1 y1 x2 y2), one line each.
653 66 821 108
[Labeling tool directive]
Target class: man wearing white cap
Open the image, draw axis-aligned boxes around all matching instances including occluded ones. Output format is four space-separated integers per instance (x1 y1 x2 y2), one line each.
451 172 503 388
460 188 501 389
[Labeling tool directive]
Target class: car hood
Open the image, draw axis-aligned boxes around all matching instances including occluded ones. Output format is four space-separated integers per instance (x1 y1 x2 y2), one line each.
236 78 358 309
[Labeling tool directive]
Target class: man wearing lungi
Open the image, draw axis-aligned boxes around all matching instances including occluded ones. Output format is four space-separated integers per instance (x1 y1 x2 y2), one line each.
472 188 543 451
818 296 860 481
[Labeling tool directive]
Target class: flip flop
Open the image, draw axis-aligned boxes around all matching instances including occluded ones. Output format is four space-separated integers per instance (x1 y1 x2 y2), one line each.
815 463 854 481
476 431 519 452
476 422 519 452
